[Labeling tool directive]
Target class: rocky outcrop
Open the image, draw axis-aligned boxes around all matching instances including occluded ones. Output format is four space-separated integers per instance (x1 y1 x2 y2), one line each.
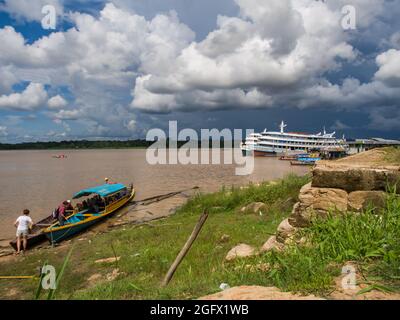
225 244 256 261
312 157 400 193
264 148 400 249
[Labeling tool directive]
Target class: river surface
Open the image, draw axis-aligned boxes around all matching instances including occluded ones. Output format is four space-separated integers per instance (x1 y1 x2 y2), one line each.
0 149 309 239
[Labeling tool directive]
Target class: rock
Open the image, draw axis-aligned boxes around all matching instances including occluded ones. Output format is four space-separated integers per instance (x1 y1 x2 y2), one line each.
199 286 324 300
288 202 313 228
219 234 230 243
260 236 284 253
95 256 120 264
312 162 400 193
289 183 349 227
87 273 102 284
276 219 297 243
240 202 267 214
348 191 387 212
299 183 348 213
219 283 230 290
225 244 256 261
106 268 124 281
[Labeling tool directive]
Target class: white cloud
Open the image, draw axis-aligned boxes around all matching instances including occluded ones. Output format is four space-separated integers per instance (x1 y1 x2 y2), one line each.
375 49 400 87
130 0 358 112
48 95 67 109
0 126 8 137
51 109 82 120
0 83 48 111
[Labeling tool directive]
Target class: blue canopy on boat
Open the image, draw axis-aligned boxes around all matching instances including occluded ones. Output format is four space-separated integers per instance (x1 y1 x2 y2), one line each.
72 183 126 199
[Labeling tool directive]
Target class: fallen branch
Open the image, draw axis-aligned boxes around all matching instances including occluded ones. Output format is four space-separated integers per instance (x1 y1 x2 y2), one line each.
161 210 208 287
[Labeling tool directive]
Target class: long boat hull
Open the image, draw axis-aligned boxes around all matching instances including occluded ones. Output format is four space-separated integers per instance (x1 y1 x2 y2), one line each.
290 160 316 166
44 189 135 244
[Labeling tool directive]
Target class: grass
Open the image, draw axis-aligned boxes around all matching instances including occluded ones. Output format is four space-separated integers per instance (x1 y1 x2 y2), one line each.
384 147 400 164
0 174 308 300
1 172 399 299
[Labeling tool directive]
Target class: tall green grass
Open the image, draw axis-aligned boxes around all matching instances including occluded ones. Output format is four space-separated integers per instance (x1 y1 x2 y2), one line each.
178 174 309 215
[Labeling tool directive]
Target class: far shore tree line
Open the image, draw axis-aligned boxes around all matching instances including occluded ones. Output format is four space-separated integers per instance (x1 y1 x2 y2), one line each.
0 139 240 150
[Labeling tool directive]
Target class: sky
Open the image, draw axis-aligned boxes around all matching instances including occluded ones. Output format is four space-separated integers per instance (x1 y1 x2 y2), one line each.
0 0 399 143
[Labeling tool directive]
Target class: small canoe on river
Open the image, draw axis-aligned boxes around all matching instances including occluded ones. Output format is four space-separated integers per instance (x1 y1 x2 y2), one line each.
43 183 135 244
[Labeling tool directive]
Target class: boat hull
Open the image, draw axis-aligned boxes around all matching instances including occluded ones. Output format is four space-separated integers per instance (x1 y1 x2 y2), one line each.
45 218 100 244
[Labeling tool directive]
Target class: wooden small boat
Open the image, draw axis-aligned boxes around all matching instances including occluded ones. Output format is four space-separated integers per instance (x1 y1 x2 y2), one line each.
290 158 321 166
9 214 56 251
290 160 315 166
280 155 298 161
43 183 135 244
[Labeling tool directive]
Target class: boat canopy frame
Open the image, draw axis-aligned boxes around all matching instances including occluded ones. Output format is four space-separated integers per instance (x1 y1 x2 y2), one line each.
72 183 126 199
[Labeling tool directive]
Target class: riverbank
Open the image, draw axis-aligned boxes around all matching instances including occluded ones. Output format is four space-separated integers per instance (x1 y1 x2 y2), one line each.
0 174 308 299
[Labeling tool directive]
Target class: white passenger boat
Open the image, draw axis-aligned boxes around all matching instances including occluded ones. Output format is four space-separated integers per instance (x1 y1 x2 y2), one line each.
241 121 348 156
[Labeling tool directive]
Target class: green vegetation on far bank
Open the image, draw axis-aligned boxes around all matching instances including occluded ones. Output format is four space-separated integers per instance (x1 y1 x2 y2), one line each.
1 173 399 300
0 140 153 150
0 139 240 150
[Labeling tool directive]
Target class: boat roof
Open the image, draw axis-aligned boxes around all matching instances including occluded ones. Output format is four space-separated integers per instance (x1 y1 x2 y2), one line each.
73 183 126 199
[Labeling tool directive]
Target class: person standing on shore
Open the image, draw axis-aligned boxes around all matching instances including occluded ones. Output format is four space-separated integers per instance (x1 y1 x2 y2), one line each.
14 209 33 255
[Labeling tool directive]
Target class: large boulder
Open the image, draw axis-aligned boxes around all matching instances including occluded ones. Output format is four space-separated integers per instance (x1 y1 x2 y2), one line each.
299 183 349 212
348 191 387 212
225 244 256 261
312 163 400 193
289 183 348 227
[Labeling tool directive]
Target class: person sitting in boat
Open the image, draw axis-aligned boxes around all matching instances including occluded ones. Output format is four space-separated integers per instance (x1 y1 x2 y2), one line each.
76 202 83 212
87 198 100 213
95 195 104 209
57 201 68 226
65 200 74 213
14 209 33 255
82 200 88 210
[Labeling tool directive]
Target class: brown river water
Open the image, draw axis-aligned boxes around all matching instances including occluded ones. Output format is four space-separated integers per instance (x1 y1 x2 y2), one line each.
0 149 309 240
